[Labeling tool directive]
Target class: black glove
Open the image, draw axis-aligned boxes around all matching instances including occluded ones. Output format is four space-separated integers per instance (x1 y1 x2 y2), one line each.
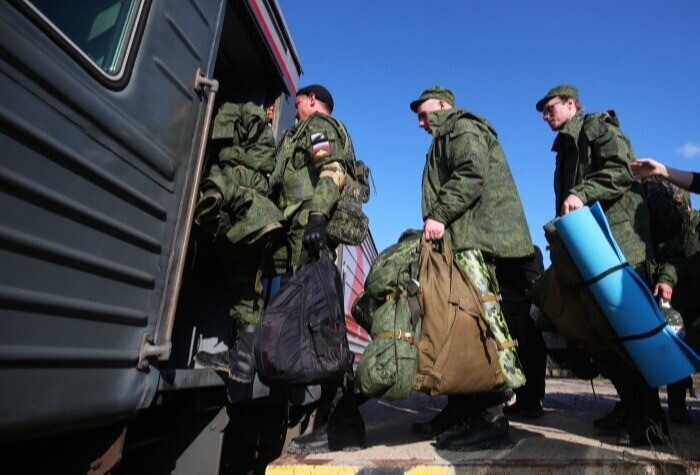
302 214 327 255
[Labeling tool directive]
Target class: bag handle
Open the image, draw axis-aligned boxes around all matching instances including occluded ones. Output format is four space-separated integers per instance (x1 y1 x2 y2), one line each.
418 236 453 263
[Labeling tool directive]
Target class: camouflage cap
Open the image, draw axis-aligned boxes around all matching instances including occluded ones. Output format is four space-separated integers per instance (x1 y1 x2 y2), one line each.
535 85 579 112
410 86 455 112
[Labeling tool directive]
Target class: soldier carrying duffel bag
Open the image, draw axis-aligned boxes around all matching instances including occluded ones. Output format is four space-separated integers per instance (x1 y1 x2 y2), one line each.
408 85 533 451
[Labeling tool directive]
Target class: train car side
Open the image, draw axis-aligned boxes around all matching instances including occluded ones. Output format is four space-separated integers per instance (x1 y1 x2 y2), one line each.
0 0 305 472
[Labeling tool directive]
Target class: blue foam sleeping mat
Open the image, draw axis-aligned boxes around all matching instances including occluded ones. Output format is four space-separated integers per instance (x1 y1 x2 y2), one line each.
553 202 700 387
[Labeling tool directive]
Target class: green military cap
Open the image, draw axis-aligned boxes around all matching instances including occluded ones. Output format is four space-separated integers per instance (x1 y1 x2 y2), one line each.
410 86 455 112
535 85 579 112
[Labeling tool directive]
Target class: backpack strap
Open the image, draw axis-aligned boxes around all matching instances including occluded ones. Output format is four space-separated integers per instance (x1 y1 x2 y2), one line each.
373 329 417 347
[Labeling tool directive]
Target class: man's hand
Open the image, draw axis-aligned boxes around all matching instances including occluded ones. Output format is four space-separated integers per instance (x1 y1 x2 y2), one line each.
630 158 667 179
302 213 327 255
561 194 584 215
423 218 445 241
653 282 673 301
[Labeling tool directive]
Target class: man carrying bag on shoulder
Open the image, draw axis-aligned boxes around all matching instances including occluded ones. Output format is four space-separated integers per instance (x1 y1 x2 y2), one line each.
409 87 534 451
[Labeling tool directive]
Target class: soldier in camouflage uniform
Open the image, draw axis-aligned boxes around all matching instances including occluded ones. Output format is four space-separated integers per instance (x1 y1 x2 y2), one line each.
537 85 668 446
667 207 700 424
646 183 698 424
193 101 281 384
410 86 534 451
268 85 366 454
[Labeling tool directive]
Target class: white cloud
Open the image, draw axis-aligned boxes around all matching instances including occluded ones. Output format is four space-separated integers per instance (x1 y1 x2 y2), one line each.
676 142 700 159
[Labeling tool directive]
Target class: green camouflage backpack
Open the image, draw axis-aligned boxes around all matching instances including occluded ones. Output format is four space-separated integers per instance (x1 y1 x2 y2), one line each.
327 159 372 246
210 102 277 175
353 230 423 399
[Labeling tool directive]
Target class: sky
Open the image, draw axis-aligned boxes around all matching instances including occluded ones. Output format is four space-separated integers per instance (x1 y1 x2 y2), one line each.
280 1 700 261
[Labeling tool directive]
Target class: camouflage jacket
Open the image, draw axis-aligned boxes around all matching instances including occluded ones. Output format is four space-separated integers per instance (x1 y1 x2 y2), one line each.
552 111 652 268
421 108 533 258
269 112 355 270
668 210 700 314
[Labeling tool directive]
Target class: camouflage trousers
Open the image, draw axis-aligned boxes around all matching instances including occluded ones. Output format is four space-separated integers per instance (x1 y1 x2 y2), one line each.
227 241 266 325
454 249 526 390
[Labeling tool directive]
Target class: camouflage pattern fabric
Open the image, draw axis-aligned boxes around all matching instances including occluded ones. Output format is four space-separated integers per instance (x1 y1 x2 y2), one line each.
355 297 421 399
211 102 276 174
269 112 361 271
226 241 266 325
421 108 532 258
194 102 281 325
353 230 423 399
199 165 282 245
327 160 372 245
454 249 526 389
356 230 422 326
552 111 652 268
669 210 700 351
642 176 691 245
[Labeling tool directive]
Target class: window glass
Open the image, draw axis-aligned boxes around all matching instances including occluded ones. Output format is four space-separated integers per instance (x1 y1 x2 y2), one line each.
25 0 141 76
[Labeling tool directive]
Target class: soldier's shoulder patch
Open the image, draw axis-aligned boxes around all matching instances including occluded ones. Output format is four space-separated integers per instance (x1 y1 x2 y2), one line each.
311 131 332 160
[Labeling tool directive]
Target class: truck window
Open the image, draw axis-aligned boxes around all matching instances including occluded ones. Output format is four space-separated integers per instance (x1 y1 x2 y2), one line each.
22 0 143 78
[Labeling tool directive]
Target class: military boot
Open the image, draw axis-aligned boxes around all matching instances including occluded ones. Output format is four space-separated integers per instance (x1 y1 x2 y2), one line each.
503 399 543 419
616 415 671 447
593 401 629 435
194 322 258 383
435 411 512 451
288 380 366 454
412 397 472 439
616 384 670 447
594 361 634 435
668 377 692 424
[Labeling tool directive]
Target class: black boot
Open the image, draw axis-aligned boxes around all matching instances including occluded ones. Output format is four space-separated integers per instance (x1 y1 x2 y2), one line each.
194 322 257 383
412 396 472 439
616 381 671 447
435 411 512 451
288 377 366 454
668 377 692 424
504 396 543 419
593 401 629 435
593 355 632 435
616 416 671 447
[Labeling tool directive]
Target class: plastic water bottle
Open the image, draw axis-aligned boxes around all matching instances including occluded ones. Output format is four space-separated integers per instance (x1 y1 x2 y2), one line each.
660 300 685 339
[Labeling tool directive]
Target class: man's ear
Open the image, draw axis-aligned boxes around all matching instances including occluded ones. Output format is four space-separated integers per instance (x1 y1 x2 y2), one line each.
438 100 446 110
308 93 316 107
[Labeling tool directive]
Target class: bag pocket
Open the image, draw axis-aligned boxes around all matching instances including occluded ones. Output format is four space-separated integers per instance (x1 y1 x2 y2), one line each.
255 309 301 383
327 201 369 245
307 313 352 382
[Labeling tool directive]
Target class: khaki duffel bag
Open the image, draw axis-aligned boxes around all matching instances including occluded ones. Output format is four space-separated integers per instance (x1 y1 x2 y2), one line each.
414 239 505 395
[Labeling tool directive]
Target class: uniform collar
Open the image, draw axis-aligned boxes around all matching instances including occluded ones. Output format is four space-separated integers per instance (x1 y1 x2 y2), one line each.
552 112 583 152
429 108 464 137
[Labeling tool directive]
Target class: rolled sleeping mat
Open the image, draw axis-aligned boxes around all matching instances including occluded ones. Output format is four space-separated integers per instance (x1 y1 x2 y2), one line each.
553 202 700 387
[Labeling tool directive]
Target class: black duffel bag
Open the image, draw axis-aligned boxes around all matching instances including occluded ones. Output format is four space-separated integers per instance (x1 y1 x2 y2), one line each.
254 253 353 385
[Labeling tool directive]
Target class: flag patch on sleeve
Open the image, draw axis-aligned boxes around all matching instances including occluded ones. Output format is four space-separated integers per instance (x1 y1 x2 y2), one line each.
311 132 331 160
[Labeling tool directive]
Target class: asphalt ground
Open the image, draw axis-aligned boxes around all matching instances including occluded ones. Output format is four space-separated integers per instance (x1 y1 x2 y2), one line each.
269 377 700 474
